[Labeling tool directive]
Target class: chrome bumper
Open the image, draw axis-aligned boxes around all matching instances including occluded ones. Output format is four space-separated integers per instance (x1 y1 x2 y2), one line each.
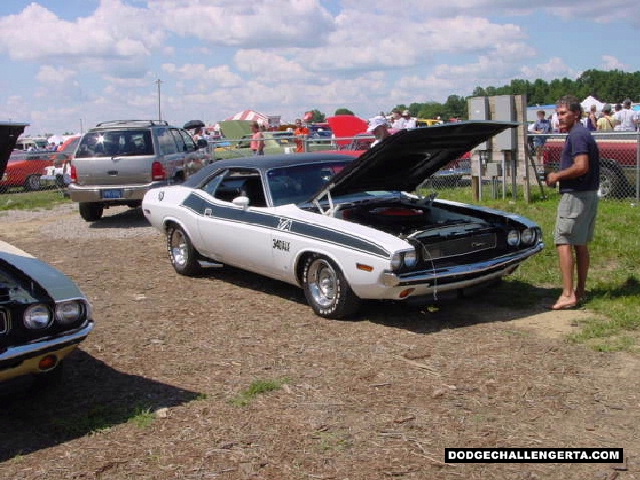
68 182 165 203
0 321 94 372
382 244 544 288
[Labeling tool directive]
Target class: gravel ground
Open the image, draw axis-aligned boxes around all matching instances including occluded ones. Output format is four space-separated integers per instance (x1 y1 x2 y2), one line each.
0 204 638 480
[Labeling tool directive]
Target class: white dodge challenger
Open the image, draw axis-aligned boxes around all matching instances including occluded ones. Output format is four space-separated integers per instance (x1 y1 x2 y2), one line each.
142 121 543 318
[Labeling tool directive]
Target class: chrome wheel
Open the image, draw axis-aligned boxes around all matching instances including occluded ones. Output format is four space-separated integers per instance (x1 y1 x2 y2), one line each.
25 174 42 191
166 225 201 276
170 229 189 268
302 255 360 318
307 258 338 308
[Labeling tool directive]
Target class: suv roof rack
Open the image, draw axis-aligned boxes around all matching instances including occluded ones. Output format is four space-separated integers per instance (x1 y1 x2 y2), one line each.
93 120 170 127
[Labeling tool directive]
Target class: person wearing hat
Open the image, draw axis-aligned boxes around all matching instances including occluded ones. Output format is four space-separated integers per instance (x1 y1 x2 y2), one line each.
401 109 416 129
367 116 390 148
615 99 637 132
596 104 618 132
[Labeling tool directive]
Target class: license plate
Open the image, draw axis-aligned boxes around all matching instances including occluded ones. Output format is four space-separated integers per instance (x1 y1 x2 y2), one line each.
101 189 123 199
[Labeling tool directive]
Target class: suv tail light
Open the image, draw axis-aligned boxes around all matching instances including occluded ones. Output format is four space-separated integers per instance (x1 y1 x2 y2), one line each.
70 164 78 183
152 161 166 181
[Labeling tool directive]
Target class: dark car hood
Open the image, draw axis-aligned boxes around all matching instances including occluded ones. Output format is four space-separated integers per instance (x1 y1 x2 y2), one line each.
0 245 86 301
0 122 29 176
313 121 517 200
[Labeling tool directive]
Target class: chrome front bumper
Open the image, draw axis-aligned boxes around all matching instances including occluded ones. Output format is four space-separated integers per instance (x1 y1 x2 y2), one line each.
0 321 95 380
382 244 544 289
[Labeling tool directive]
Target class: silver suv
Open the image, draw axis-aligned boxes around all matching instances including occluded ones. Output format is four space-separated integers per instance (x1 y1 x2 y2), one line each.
68 120 208 221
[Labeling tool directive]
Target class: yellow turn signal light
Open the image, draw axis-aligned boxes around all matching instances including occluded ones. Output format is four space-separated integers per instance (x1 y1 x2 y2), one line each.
356 263 374 272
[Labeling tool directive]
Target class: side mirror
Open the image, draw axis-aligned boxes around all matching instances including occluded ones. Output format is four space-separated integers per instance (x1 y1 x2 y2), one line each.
232 195 250 210
196 139 208 149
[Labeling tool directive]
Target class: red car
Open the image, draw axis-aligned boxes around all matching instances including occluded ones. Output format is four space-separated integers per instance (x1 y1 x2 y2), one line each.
40 135 81 188
0 150 53 192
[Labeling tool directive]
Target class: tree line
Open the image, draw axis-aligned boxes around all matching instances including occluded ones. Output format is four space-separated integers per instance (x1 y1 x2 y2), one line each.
309 69 640 123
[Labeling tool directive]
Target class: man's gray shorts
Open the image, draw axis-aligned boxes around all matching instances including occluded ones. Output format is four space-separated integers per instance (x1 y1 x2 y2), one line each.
554 190 599 245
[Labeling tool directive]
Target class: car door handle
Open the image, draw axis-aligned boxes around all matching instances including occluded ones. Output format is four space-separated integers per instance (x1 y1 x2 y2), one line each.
108 170 118 176
204 208 212 217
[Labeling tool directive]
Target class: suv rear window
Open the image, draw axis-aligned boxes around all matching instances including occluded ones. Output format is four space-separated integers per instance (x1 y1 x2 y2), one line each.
76 130 154 158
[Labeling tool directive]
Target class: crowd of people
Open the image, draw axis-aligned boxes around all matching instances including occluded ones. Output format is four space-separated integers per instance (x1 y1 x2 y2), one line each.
541 99 640 133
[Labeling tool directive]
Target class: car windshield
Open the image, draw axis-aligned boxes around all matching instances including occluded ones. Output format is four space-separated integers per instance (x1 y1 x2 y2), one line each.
266 161 350 206
76 130 154 158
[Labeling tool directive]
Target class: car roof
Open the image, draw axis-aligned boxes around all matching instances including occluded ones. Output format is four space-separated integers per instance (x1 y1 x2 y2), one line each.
183 152 358 187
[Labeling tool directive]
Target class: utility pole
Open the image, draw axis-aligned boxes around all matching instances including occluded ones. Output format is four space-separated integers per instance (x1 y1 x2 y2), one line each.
155 78 163 121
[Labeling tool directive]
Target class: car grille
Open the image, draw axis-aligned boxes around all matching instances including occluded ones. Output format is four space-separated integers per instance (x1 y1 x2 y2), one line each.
420 232 497 260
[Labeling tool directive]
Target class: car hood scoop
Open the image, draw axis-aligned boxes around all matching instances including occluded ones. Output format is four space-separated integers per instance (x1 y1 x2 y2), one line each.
311 121 517 201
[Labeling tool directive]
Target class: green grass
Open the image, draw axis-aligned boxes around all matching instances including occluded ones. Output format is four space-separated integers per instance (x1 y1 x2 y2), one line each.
0 189 71 211
423 185 640 350
230 378 290 407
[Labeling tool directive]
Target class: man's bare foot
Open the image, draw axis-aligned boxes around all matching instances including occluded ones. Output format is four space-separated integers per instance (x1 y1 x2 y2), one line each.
551 294 577 310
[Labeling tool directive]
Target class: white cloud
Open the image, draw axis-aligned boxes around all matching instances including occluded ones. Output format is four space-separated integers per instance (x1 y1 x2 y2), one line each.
520 57 578 81
601 55 629 71
36 65 77 84
0 0 164 66
151 0 335 47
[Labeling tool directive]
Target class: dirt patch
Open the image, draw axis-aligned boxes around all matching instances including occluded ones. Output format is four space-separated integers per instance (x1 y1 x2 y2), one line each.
0 205 636 480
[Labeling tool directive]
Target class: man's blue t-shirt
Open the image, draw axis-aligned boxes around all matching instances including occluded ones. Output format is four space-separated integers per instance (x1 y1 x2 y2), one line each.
559 122 600 193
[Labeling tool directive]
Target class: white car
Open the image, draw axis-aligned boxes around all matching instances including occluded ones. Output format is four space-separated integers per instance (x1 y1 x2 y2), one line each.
142 122 544 318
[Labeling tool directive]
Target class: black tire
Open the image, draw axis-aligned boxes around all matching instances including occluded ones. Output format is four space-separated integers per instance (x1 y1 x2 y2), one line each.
79 202 104 221
166 224 201 276
24 174 42 192
55 174 66 188
302 254 360 319
598 165 623 199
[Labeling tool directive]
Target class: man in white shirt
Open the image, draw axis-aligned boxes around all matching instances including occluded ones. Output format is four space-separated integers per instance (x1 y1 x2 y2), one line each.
390 109 406 129
402 110 416 129
615 99 637 131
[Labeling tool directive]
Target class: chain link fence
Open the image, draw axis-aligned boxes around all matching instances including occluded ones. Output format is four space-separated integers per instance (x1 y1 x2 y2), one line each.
537 131 639 201
423 131 640 203
8 130 638 204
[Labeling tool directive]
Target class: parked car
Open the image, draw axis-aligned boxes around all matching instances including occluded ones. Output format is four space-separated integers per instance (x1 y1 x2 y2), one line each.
0 122 94 388
142 122 544 319
0 150 53 192
542 132 638 198
68 119 209 221
40 135 81 188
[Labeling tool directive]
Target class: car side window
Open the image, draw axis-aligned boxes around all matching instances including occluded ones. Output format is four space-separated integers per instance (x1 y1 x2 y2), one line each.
201 172 225 197
179 130 197 152
171 128 187 153
156 127 177 155
204 168 267 207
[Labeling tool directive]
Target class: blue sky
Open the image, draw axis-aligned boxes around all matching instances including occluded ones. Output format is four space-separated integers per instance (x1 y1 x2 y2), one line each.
0 0 638 135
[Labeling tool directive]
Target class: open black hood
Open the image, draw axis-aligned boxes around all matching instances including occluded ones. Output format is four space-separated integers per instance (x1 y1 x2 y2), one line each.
0 122 29 177
315 121 517 199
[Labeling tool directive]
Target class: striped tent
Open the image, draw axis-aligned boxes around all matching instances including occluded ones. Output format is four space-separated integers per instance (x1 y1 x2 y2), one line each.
227 109 269 125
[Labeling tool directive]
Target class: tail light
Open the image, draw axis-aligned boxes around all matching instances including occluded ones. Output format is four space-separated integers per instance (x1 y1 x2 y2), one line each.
152 161 166 181
70 164 78 183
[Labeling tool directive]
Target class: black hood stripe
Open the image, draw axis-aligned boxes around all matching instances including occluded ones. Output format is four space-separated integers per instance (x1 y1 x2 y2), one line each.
181 193 390 258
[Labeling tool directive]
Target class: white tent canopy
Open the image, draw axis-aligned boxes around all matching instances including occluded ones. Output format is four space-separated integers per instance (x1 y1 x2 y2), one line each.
581 95 605 112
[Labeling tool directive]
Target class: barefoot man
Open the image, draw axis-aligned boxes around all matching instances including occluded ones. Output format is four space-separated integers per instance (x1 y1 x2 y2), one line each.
546 95 600 310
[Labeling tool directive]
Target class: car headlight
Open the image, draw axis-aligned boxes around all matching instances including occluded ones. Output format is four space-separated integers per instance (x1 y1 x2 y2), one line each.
24 304 52 329
521 228 537 246
391 252 403 270
507 230 520 247
391 250 418 270
403 250 418 268
55 300 85 324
